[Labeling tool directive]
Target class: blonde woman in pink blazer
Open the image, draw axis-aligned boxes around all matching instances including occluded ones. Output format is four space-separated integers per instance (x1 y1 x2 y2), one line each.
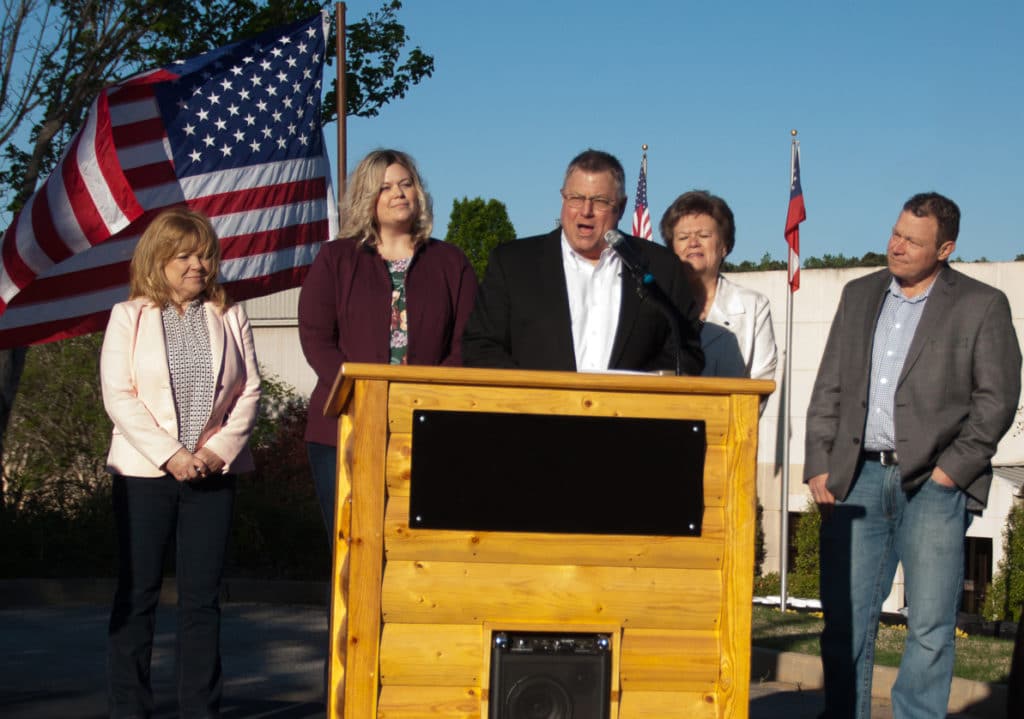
100 207 260 719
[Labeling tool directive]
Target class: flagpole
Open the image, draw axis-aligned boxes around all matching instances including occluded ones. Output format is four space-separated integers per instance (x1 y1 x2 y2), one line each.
335 3 347 210
780 129 798 612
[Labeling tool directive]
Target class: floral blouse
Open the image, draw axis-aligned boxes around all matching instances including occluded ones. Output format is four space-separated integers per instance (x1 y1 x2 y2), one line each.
388 257 411 365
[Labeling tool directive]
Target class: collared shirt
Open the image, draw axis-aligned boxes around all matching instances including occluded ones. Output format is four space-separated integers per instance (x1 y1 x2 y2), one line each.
561 231 622 371
864 277 934 451
162 300 214 453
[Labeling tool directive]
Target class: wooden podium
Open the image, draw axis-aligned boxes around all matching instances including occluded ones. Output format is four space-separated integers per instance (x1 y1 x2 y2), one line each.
323 363 774 718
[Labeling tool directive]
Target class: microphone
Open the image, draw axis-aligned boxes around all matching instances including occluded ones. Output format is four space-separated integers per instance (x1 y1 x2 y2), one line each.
604 230 654 286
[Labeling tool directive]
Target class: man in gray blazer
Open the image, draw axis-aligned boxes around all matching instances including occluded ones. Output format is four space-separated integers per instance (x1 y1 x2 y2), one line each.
805 192 1021 719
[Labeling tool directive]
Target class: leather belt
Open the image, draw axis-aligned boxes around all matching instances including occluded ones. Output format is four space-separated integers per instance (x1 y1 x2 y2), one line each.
862 450 899 466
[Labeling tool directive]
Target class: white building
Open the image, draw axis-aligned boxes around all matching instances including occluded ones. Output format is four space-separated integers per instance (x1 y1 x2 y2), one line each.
243 261 1024 611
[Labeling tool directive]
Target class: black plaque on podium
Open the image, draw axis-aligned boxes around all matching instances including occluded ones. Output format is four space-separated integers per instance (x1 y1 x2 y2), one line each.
408 409 705 536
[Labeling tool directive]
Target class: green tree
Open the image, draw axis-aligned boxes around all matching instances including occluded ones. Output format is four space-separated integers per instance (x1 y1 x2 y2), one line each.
858 251 888 266
803 251 887 269
444 196 516 280
0 0 434 503
802 253 851 269
722 252 786 273
984 502 1024 622
334 0 435 119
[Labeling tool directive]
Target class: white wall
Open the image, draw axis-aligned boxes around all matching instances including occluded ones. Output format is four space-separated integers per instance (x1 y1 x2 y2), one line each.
242 288 314 397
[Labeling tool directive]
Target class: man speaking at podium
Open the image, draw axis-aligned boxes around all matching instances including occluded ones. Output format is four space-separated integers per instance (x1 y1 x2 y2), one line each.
462 149 703 374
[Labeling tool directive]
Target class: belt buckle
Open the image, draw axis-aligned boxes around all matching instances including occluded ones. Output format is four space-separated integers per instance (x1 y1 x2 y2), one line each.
879 450 895 466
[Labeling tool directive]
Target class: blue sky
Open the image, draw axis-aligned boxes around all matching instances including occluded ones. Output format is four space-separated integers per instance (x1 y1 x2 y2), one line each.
334 0 1023 263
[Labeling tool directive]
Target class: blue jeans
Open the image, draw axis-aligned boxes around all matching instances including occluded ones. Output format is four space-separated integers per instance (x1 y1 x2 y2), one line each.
819 459 967 719
108 473 235 719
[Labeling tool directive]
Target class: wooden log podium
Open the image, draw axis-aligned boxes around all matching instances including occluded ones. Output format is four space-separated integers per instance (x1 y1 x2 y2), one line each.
323 363 774 719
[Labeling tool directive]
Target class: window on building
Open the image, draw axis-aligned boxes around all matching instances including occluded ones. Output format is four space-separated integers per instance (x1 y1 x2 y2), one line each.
963 537 992 615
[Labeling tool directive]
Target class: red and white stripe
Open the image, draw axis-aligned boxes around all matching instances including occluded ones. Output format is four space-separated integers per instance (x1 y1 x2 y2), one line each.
632 206 652 241
0 93 143 311
785 141 805 293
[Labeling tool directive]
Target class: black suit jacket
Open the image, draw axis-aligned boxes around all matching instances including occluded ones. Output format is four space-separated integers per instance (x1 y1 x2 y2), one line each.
462 229 704 374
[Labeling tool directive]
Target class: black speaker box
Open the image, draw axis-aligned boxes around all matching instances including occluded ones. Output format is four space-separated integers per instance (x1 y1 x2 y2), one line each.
489 631 611 719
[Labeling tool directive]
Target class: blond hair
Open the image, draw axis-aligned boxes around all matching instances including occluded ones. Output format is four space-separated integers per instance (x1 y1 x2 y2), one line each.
338 149 433 248
128 207 229 309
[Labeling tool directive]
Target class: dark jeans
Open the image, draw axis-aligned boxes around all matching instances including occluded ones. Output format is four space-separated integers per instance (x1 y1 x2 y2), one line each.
1010 606 1024 718
306 441 338 703
108 473 235 719
306 441 337 547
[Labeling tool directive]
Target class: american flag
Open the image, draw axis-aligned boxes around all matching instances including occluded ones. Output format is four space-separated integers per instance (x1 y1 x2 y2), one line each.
631 151 652 240
0 12 337 349
785 140 805 292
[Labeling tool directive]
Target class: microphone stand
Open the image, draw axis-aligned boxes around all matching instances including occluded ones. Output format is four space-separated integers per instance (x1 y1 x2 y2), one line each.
609 235 687 376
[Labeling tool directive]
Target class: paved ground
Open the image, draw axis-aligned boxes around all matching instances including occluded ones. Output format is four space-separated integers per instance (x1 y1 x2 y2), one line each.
0 603 985 719
0 604 323 719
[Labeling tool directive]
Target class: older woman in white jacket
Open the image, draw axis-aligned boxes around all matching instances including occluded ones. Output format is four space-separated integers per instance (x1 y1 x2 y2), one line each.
661 191 778 386
100 207 260 719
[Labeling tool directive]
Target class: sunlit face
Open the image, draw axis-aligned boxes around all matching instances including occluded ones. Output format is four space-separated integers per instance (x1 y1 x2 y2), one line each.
671 213 726 279
163 239 212 305
375 163 418 231
559 169 625 262
887 210 953 293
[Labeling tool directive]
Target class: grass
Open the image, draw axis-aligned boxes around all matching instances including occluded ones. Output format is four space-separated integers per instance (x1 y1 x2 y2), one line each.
751 605 1014 684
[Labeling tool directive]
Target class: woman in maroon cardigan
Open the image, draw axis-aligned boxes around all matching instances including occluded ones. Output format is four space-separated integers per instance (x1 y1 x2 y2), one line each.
298 149 477 543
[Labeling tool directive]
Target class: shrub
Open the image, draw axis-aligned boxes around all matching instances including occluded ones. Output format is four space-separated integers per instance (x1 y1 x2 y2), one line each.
228 374 329 579
0 335 115 576
754 571 781 596
983 502 1024 622
754 499 765 577
753 503 820 599
2 334 111 513
788 502 821 599
0 334 326 580
982 580 1007 623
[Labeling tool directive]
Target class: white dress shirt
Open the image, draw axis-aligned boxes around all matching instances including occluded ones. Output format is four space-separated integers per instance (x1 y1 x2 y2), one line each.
561 232 623 371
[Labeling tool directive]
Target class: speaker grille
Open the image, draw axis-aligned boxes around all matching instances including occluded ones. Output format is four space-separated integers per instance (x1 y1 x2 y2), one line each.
489 632 611 719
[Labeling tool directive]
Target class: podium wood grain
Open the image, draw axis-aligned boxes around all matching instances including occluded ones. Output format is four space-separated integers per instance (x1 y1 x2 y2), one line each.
324 364 773 718
341 380 388 719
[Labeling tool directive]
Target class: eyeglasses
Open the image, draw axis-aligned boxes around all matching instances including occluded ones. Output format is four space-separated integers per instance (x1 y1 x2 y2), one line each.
561 191 617 214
